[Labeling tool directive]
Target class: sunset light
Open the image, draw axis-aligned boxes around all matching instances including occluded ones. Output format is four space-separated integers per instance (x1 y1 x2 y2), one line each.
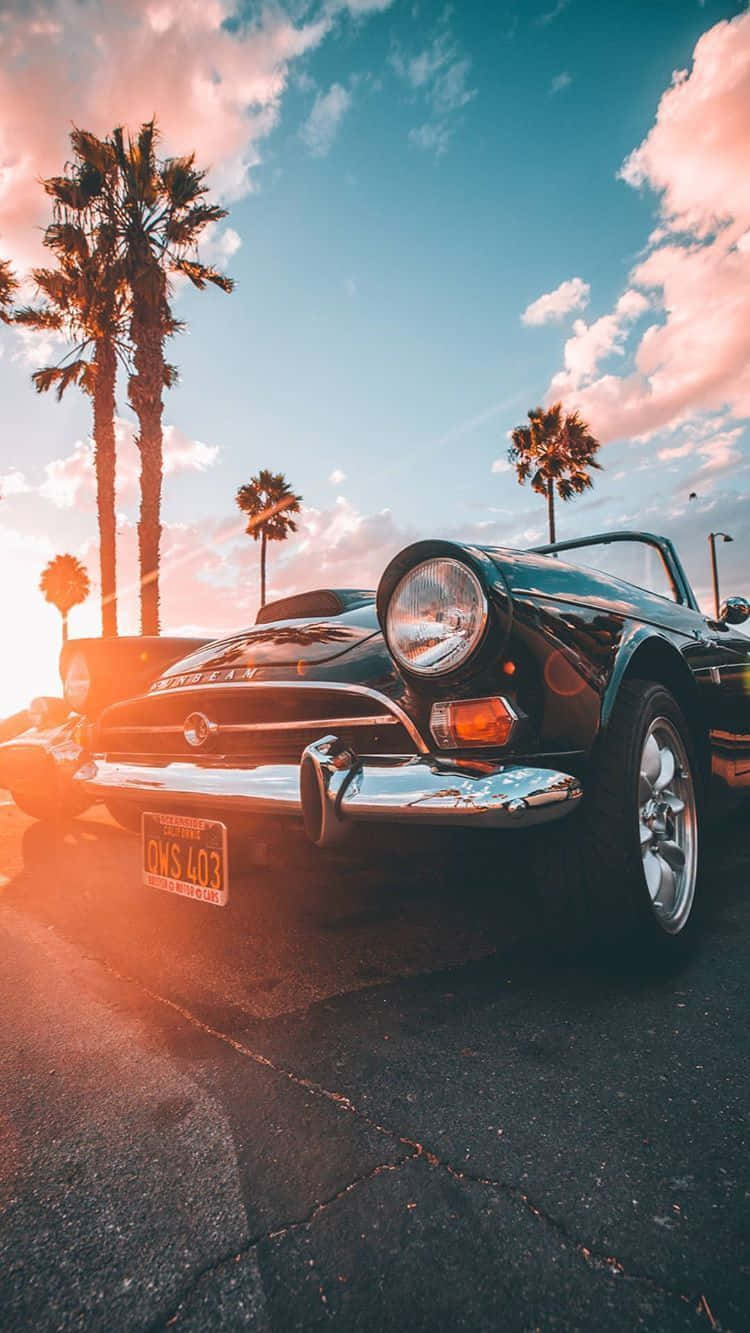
1 2 749 1329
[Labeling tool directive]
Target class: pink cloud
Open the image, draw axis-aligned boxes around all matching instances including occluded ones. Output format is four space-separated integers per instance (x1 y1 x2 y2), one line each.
521 277 590 326
37 419 220 509
567 233 750 442
0 0 390 269
619 12 750 236
544 11 750 447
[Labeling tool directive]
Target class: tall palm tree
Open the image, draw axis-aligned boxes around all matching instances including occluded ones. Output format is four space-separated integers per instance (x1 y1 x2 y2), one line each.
15 135 128 637
103 120 234 634
25 123 233 636
236 470 302 608
508 402 601 544
39 554 90 646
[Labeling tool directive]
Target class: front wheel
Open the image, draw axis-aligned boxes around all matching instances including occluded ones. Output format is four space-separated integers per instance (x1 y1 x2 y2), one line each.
533 680 703 962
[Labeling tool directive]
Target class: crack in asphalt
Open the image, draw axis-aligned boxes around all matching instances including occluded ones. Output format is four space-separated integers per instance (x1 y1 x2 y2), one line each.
151 1154 418 1330
85 956 706 1326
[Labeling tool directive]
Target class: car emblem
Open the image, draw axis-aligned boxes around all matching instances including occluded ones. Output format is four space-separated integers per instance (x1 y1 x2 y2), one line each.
183 711 218 748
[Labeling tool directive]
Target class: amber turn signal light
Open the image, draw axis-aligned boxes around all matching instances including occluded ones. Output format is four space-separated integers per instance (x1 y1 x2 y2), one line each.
430 696 518 749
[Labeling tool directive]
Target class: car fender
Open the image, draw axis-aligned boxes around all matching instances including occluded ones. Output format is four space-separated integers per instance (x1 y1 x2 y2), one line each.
600 623 706 762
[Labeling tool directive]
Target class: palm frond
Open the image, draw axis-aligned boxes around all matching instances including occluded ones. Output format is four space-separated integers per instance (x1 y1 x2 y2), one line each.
32 366 65 395
164 203 228 247
14 304 64 331
0 258 18 319
170 257 234 292
44 221 90 263
43 175 89 212
70 128 116 177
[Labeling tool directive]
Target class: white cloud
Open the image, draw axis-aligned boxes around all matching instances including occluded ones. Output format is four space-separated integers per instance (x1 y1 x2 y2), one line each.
549 290 648 391
392 18 476 156
491 458 511 474
37 420 221 509
536 0 570 26
521 276 590 326
0 469 30 497
329 468 347 485
408 122 453 155
549 71 572 95
300 83 352 157
204 225 243 270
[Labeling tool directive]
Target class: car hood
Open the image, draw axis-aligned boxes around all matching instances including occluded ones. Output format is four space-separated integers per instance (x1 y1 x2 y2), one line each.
159 604 382 679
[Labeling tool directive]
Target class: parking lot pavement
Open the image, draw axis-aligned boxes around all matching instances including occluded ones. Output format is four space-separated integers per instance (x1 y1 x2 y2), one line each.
0 798 747 1331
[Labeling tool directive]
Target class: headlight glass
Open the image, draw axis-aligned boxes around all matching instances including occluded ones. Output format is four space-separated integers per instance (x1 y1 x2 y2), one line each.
385 558 488 675
63 654 91 712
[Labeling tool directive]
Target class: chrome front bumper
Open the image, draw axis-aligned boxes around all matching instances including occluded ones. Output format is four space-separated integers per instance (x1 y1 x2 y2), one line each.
73 735 583 845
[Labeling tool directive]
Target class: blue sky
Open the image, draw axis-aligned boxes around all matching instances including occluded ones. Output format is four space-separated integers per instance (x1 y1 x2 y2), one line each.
0 0 748 708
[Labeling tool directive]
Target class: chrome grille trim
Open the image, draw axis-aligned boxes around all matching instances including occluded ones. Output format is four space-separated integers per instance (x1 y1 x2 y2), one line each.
104 713 400 736
103 681 429 754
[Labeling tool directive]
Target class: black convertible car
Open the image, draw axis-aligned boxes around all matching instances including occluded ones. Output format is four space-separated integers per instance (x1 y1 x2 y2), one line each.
2 530 748 958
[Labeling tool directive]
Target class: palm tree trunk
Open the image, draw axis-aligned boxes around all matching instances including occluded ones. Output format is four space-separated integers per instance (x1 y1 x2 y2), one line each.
129 309 164 636
260 530 267 608
547 478 556 544
61 610 68 645
93 339 118 637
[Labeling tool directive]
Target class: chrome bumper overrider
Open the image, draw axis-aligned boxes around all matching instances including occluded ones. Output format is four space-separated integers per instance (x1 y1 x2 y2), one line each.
73 734 582 846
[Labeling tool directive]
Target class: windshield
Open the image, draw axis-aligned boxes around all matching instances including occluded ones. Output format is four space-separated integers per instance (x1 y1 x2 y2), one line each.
554 539 678 603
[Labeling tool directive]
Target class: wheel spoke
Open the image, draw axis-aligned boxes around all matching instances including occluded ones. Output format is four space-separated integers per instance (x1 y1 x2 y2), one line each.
655 746 676 792
642 734 661 786
639 821 653 849
660 839 686 872
652 856 677 914
643 849 662 900
664 794 685 816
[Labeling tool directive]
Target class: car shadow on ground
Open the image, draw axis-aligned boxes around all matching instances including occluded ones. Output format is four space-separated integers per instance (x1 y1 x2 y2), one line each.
4 801 747 1026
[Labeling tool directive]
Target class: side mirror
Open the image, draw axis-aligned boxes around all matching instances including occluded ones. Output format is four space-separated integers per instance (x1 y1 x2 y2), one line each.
719 596 750 627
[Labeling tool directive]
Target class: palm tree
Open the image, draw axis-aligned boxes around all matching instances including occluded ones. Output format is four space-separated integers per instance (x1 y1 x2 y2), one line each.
104 120 234 634
508 402 601 543
39 554 91 646
15 134 128 638
236 470 302 608
25 123 233 636
0 258 17 319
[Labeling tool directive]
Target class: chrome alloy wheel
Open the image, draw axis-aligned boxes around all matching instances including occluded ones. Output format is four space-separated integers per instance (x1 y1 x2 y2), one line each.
638 717 698 935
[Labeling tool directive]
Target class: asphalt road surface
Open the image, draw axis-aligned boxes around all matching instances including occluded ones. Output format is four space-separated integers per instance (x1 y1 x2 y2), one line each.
0 792 747 1332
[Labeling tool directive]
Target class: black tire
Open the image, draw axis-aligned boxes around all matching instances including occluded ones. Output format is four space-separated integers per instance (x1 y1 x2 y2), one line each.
10 789 90 822
532 679 704 964
105 800 144 834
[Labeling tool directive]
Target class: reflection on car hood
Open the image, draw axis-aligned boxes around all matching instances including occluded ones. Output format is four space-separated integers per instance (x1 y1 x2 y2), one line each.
159 604 382 678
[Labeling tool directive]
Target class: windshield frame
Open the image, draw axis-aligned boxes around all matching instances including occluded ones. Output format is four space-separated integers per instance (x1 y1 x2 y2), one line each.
530 530 700 611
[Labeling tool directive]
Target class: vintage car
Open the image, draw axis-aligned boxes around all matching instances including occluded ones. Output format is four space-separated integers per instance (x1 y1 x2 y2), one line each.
2 530 748 959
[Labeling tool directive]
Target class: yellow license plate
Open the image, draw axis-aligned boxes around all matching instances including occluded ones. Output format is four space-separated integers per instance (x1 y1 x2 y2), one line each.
142 811 228 907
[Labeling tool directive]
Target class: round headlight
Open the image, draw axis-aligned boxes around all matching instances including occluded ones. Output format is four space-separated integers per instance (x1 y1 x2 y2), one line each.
63 654 91 712
385 558 488 676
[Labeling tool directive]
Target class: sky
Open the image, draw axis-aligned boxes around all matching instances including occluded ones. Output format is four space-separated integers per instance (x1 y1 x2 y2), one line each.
0 0 749 711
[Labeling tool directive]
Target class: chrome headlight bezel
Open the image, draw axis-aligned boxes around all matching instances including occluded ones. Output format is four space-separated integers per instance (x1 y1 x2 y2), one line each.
384 557 489 678
63 653 91 713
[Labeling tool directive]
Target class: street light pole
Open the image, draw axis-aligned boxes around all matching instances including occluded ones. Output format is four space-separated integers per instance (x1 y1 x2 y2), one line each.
708 531 733 619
